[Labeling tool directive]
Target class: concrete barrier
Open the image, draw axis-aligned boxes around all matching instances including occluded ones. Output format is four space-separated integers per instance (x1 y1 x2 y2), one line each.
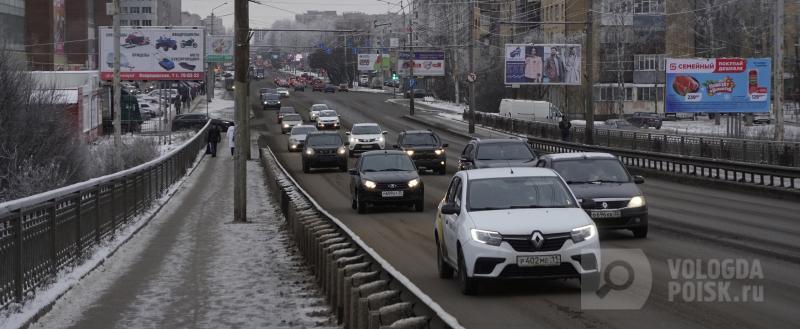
259 147 463 329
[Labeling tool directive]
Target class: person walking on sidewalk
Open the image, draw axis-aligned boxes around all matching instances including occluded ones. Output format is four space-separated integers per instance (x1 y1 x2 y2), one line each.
207 125 221 157
227 124 236 157
559 116 572 141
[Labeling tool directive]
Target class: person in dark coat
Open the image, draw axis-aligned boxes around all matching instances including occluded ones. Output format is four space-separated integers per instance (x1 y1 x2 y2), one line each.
207 125 221 157
559 116 572 141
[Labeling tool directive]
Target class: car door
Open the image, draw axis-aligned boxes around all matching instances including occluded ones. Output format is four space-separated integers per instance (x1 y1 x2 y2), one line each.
443 176 462 261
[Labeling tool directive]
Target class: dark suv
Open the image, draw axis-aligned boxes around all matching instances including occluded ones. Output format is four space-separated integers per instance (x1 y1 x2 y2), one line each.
628 112 662 129
394 130 448 175
536 152 648 238
349 150 424 213
262 93 281 110
302 132 348 173
458 138 537 170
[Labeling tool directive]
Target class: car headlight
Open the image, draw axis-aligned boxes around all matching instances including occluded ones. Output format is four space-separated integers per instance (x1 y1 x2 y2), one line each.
350 137 357 143
434 149 444 155
627 196 646 208
263 101 267 104
571 224 597 243
290 144 297 149
338 146 347 155
363 180 377 189
405 150 414 156
378 136 385 143
305 147 314 155
408 178 419 188
283 123 289 128
470 229 503 246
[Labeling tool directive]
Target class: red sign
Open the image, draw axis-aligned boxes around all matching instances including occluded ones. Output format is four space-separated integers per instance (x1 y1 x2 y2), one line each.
714 58 746 73
100 72 205 80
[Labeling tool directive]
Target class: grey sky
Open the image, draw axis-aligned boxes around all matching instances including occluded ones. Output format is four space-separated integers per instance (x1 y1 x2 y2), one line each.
182 0 395 29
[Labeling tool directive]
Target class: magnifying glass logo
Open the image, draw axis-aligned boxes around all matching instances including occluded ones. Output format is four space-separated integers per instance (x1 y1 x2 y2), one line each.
596 260 635 298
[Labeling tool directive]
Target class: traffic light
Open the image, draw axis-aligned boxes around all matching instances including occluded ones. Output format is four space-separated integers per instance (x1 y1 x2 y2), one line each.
391 71 398 81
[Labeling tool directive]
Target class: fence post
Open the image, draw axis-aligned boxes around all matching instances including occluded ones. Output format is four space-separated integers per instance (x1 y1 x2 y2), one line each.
15 212 23 303
75 192 82 261
632 132 637 150
50 201 57 277
122 177 128 223
95 187 101 245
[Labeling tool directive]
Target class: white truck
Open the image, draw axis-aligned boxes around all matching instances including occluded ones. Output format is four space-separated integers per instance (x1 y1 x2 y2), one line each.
498 99 563 123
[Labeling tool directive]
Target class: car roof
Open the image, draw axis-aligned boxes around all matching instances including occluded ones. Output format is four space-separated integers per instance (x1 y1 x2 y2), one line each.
353 123 379 127
463 167 559 180
403 130 435 135
361 150 407 156
306 131 340 136
472 138 527 145
541 152 617 161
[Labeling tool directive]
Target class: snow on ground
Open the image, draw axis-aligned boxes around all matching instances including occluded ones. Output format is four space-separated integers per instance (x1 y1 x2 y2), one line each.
206 88 235 120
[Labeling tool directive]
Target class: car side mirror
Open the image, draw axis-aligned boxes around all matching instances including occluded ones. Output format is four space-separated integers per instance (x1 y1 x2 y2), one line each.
382 131 388 135
579 198 597 209
633 175 645 184
345 131 350 135
441 202 460 215
348 169 358 175
460 156 470 162
442 143 449 148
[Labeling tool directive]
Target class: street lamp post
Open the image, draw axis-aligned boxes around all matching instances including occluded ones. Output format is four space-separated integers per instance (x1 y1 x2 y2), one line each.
207 3 227 103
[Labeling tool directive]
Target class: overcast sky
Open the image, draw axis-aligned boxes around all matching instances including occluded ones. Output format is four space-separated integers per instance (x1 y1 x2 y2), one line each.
183 0 395 29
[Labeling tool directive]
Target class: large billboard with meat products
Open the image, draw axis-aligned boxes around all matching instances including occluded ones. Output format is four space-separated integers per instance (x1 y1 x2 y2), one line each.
397 52 445 76
665 58 771 113
99 26 205 81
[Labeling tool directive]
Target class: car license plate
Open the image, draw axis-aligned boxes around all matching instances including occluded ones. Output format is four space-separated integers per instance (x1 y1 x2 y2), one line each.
517 255 560 267
381 191 403 197
591 210 621 219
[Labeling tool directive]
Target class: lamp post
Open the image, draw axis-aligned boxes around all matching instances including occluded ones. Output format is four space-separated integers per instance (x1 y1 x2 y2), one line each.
207 3 227 103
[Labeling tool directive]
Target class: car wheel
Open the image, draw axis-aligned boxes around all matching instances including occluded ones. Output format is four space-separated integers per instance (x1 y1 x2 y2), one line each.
632 226 648 238
351 195 357 210
356 192 367 214
302 161 310 173
414 199 424 212
457 249 478 295
436 238 454 279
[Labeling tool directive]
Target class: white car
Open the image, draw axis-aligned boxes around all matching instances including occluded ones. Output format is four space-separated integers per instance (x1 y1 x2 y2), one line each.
315 110 341 130
288 125 318 151
346 123 387 155
434 168 601 295
281 113 303 134
276 87 290 98
309 104 330 120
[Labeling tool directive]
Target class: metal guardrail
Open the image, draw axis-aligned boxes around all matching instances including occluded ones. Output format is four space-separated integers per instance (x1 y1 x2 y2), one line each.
472 112 800 167
0 122 210 310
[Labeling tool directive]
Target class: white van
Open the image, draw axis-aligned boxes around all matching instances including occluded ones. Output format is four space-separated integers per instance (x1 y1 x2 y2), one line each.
498 99 563 123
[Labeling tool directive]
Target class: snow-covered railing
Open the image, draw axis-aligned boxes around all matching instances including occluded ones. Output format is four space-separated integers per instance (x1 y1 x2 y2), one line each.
0 122 211 310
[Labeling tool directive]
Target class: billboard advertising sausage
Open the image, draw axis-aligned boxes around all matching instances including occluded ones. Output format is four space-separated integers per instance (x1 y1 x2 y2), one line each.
397 52 445 77
99 26 205 80
665 58 771 113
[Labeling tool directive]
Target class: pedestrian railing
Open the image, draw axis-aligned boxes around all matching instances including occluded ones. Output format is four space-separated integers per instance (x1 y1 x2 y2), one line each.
0 122 210 310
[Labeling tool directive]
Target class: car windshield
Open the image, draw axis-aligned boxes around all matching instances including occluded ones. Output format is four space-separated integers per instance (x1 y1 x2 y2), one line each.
279 107 295 113
360 154 416 172
476 142 534 160
319 110 337 117
307 134 342 146
403 133 438 146
291 126 316 135
265 94 280 100
468 176 576 211
277 88 288 91
552 159 631 184
352 125 381 135
311 104 329 111
283 114 301 121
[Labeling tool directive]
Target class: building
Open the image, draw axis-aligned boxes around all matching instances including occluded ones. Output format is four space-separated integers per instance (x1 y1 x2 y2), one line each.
0 0 25 51
181 11 203 27
294 10 337 25
117 0 180 27
203 14 225 35
25 0 66 70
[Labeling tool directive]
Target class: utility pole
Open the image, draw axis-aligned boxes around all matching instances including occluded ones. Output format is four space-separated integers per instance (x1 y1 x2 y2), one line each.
468 0 476 134
112 0 121 146
774 0 785 141
233 0 248 222
403 0 416 116
583 0 594 145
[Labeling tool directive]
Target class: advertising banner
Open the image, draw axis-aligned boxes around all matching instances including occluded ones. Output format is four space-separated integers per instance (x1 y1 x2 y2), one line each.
397 52 445 77
358 54 391 71
206 35 233 62
504 44 581 85
99 26 205 80
665 58 771 113
53 0 67 67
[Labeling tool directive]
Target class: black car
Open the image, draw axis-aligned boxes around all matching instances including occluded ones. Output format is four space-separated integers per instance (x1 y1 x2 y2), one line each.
262 93 281 110
458 138 537 170
349 150 424 214
394 130 448 175
405 88 426 98
302 132 348 173
628 112 662 129
277 106 296 123
537 152 648 238
171 113 233 132
324 84 337 93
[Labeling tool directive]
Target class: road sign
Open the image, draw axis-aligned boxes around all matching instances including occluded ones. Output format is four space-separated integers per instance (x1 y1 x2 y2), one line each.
467 72 477 83
409 79 417 88
390 38 399 48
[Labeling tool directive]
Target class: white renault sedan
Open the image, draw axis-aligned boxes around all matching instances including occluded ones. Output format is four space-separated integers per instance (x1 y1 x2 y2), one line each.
434 167 600 295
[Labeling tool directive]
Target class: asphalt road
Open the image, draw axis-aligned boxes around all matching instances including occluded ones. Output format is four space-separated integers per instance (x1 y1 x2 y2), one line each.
251 74 800 329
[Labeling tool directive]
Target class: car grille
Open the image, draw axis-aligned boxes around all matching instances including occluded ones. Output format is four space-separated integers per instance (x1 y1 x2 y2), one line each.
583 200 629 210
499 263 579 278
316 149 336 155
502 232 571 252
376 182 407 189
357 138 378 143
412 150 438 160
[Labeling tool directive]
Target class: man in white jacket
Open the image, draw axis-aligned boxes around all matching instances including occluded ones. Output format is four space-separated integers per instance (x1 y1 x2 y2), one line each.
227 124 236 157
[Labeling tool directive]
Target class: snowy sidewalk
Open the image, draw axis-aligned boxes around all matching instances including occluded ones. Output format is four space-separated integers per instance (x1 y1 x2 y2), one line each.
28 137 335 329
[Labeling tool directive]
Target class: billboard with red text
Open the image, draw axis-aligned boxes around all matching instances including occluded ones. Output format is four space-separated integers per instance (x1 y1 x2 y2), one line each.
665 58 771 113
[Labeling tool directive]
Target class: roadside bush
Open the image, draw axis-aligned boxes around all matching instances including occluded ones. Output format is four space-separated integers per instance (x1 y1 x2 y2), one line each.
86 137 160 176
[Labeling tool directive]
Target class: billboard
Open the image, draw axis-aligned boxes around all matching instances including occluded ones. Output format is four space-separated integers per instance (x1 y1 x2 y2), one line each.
397 52 445 76
207 35 233 62
665 58 771 113
99 26 205 80
53 0 67 67
504 44 581 85
358 54 391 71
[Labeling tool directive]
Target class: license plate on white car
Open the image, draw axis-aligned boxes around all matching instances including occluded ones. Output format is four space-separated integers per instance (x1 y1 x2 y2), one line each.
381 191 403 197
517 255 560 267
591 210 621 219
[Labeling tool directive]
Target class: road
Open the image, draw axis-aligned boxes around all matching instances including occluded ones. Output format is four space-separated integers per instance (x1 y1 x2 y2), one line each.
252 75 800 329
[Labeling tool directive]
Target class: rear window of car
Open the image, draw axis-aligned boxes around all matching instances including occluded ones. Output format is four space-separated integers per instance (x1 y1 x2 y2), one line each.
307 134 342 146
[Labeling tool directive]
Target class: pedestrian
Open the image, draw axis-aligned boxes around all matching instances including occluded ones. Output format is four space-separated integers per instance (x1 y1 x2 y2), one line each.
207 125 221 157
559 116 572 141
174 97 182 114
227 124 236 157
